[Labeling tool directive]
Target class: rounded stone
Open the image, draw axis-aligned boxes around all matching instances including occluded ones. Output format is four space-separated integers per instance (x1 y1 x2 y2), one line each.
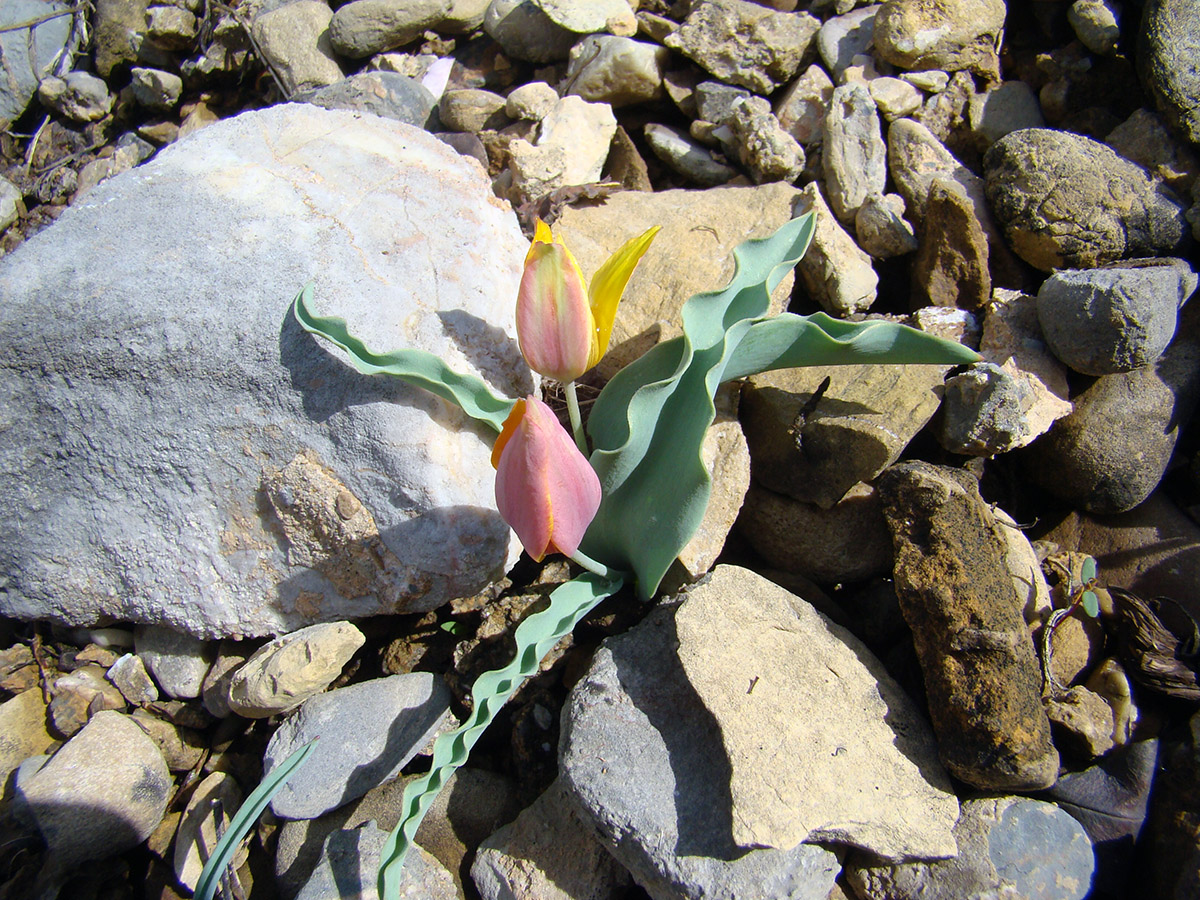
983 128 1189 271
0 104 530 638
1036 262 1190 375
1138 0 1200 144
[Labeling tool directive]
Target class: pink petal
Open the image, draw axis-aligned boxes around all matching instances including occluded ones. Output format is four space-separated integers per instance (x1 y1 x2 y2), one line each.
516 243 593 382
493 396 601 561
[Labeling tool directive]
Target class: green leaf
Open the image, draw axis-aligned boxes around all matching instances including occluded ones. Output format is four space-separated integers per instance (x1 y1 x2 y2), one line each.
377 570 623 900
1080 555 1098 586
720 310 981 382
583 213 980 598
194 738 318 900
292 283 517 432
1081 590 1100 618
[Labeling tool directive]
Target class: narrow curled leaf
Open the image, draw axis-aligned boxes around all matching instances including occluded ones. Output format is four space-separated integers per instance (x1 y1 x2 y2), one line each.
377 571 623 900
194 738 318 900
584 212 981 598
292 283 516 432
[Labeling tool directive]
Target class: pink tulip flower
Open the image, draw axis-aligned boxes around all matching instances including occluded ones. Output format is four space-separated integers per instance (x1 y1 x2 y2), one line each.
491 395 602 562
516 219 659 382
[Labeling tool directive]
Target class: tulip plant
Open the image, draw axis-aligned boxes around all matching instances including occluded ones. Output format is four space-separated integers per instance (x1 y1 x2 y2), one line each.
290 211 979 899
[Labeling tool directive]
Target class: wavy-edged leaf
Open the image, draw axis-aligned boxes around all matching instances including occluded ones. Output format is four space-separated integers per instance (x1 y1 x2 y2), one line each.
583 214 817 596
583 213 980 598
292 283 516 432
194 738 318 900
377 570 623 900
720 311 981 382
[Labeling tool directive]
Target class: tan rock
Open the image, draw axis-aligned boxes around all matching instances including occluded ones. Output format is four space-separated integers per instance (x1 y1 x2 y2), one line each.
674 383 751 582
174 772 246 891
226 622 365 718
738 482 893 583
675 565 959 859
553 183 803 378
741 360 949 507
0 689 58 792
912 178 991 310
795 181 878 315
1045 686 1116 759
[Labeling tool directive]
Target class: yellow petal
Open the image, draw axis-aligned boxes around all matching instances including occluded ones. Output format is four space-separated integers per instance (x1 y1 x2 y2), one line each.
586 225 661 369
524 218 555 266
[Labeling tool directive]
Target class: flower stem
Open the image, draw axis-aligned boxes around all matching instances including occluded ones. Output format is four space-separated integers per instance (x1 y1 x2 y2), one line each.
568 548 625 581
564 381 588 456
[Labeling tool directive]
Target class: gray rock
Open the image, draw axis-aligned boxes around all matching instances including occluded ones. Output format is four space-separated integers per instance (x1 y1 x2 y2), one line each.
874 0 1005 80
295 821 457 900
440 0 491 33
228 622 365 718
265 673 453 820
201 639 253 718
644 123 738 187
0 0 76 129
438 88 508 132
887 117 987 224
106 652 159 704
484 0 577 64
939 362 1045 456
976 288 1073 446
275 767 522 898
983 128 1189 272
16 710 171 867
37 71 113 123
134 625 213 699
559 602 842 900
1036 260 1195 375
0 105 530 638
695 80 753 126
738 482 893 583
1138 0 1200 145
794 181 878 315
728 96 806 183
822 82 886 222
472 780 631 900
1021 313 1200 514
1045 738 1157 891
564 34 668 108
130 67 183 112
774 64 834 146
878 462 1060 791
848 796 1094 900
534 0 637 35
664 0 821 95
674 565 958 858
855 191 918 258
816 4 878 82
740 359 950 508
1069 0 1122 55
1105 108 1199 196
250 0 343 95
329 0 452 59
301 71 439 129
967 80 1045 149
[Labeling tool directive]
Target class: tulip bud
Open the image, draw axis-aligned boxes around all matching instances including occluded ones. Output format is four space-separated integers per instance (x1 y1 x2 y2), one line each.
492 395 602 561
